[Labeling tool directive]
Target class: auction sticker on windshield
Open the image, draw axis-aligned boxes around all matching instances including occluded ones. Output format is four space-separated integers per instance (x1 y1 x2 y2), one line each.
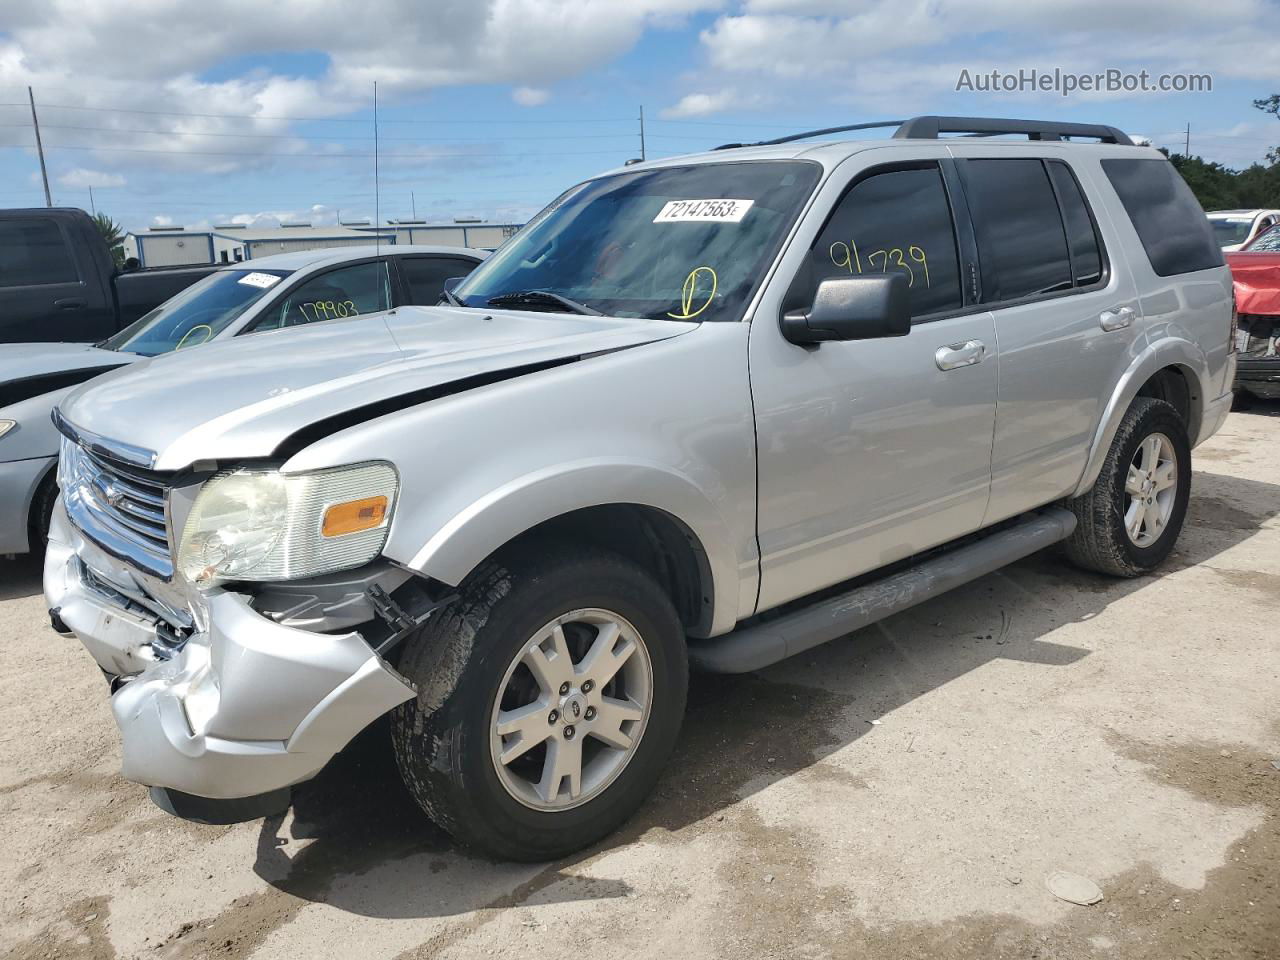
654 199 754 223
238 272 282 288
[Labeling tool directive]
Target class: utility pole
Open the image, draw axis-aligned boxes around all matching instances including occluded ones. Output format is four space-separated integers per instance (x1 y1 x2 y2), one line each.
639 105 647 162
28 86 52 207
1185 122 1191 158
88 185 95 215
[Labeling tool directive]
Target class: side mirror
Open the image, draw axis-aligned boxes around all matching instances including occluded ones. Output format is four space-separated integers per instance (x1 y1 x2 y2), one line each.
781 274 912 345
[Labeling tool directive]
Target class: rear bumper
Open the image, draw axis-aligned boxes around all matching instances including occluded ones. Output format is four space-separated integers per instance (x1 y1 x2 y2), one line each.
0 456 54 554
43 502 416 801
1234 359 1280 399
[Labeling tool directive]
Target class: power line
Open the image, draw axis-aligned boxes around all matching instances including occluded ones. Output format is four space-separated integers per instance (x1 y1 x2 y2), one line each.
0 121 648 142
25 142 639 160
0 100 634 124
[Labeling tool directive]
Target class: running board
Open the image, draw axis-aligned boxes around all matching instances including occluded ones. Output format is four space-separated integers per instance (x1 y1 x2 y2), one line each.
690 508 1077 674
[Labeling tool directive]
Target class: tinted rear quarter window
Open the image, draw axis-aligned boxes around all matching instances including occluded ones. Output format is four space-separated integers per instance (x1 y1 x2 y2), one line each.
962 159 1073 302
1046 161 1104 286
1102 158 1223 276
0 218 78 288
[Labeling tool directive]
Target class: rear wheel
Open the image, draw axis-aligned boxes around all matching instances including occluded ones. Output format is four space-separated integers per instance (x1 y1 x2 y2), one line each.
390 543 687 861
1063 397 1191 577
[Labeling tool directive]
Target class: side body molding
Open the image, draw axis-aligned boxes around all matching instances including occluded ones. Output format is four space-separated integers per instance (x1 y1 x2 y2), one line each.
1071 335 1211 498
407 459 736 637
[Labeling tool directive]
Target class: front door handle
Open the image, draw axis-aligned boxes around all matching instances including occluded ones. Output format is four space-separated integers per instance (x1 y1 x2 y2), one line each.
1099 306 1135 331
935 339 986 371
54 298 86 310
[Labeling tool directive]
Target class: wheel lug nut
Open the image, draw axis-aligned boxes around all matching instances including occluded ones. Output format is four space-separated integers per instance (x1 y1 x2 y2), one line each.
581 680 593 694
584 707 596 721
559 682 570 695
548 710 559 724
564 725 576 739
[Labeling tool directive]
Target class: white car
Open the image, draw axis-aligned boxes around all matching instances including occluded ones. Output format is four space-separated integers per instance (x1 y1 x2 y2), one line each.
0 244 484 557
1206 209 1280 251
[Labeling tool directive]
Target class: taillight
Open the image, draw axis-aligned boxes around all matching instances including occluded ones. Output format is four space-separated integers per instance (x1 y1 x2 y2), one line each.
1230 293 1240 353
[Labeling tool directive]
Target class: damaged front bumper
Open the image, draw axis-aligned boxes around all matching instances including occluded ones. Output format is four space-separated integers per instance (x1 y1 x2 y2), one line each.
43 502 416 802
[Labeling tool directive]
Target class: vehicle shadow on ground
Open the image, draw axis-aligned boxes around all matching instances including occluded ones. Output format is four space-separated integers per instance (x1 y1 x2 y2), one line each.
252 467 1280 921
0 554 43 602
1235 395 1280 418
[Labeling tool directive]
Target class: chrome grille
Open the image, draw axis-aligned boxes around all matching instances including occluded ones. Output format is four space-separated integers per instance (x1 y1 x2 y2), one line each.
60 434 175 580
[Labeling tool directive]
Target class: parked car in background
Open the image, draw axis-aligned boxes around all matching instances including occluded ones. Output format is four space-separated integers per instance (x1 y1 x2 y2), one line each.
1226 224 1280 399
0 208 220 344
1206 208 1280 252
45 116 1233 861
0 244 484 557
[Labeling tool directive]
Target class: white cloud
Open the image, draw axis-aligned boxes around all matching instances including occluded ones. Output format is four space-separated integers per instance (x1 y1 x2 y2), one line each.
56 167 126 188
512 86 551 106
0 0 722 174
663 91 737 117
661 88 773 117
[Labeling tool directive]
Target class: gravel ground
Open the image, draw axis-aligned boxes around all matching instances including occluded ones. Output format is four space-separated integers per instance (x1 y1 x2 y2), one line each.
2 404 1278 960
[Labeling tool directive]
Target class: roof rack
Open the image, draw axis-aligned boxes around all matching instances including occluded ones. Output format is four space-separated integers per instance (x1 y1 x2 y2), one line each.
713 115 1133 150
895 116 1132 144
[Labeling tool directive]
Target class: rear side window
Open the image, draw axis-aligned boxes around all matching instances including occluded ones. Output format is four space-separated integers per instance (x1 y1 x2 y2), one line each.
962 159 1072 302
0 218 78 288
1102 158 1223 276
807 164 963 318
399 256 479 303
1046 161 1104 286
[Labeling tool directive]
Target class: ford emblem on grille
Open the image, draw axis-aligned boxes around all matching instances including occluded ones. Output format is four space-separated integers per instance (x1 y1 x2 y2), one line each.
102 482 124 508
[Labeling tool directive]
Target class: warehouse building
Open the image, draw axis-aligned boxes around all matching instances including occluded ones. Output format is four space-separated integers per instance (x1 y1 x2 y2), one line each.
354 219 521 249
123 218 521 266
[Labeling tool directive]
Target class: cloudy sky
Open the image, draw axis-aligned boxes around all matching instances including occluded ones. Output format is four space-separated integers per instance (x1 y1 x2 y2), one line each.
2 0 1279 232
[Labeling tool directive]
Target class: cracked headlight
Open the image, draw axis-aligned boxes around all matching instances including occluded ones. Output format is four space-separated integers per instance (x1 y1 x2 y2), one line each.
177 462 398 587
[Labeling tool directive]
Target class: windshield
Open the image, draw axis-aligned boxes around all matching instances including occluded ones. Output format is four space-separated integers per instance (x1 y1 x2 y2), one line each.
1209 216 1254 246
454 161 821 322
1243 224 1280 252
101 269 291 356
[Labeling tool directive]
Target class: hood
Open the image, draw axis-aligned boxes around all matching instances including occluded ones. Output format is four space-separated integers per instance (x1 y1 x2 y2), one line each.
1227 251 1280 315
0 342 134 412
0 341 127 381
59 305 694 470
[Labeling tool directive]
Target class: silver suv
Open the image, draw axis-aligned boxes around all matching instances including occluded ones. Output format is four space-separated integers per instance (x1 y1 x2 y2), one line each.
45 116 1236 861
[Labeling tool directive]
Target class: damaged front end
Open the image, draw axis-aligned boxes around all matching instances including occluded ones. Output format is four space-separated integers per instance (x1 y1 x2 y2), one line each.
1235 313 1280 399
43 426 441 822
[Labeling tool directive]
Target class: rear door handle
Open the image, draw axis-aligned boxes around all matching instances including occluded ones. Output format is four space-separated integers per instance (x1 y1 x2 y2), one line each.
935 339 986 371
1099 306 1135 331
54 298 86 310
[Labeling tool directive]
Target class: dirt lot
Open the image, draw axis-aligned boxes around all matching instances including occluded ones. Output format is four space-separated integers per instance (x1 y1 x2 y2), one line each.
2 405 1278 960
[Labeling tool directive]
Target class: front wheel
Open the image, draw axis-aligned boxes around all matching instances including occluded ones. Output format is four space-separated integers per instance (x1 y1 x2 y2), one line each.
390 543 687 861
1063 397 1191 577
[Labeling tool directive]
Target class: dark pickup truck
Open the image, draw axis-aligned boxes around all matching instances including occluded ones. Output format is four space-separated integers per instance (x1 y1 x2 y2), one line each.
1 208 216 343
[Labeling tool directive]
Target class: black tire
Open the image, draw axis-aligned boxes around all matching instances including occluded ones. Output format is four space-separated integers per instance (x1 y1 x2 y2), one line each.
1063 397 1191 577
390 542 688 861
28 471 58 557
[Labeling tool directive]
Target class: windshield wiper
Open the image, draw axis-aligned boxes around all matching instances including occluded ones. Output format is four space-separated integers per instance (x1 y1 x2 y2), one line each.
440 287 466 307
486 290 602 316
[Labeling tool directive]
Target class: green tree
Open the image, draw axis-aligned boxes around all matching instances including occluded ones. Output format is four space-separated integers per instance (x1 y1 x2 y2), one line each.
1253 94 1280 164
92 211 125 266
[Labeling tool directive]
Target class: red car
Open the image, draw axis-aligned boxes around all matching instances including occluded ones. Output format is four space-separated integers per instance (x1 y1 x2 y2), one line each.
1226 225 1280 399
